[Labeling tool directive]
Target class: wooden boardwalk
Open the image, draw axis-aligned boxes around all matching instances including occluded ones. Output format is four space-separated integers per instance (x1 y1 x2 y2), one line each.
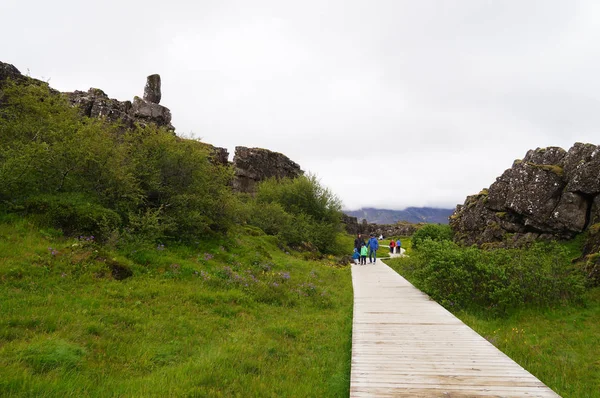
350 257 560 397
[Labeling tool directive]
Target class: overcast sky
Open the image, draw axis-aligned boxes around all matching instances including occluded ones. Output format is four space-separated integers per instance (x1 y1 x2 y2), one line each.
3 0 599 210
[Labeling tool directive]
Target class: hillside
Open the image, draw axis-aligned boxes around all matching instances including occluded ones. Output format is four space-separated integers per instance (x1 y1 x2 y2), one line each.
345 207 453 224
0 60 354 396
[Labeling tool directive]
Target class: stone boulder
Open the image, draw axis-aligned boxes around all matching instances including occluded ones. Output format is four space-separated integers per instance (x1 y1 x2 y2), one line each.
232 146 303 193
131 96 172 129
451 144 600 247
143 74 161 104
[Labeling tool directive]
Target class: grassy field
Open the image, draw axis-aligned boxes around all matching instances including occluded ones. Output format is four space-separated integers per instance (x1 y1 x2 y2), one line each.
386 249 600 398
0 217 354 397
456 289 600 398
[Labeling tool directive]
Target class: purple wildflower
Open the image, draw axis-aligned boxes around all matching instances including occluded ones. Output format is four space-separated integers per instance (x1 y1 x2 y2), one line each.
280 272 291 280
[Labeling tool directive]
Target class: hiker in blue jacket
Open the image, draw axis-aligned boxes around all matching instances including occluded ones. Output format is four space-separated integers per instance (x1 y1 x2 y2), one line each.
367 234 379 264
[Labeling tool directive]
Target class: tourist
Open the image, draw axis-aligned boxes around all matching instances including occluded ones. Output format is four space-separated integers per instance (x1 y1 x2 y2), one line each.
360 243 368 265
396 238 401 254
389 239 396 254
352 248 360 265
368 234 379 263
354 233 365 253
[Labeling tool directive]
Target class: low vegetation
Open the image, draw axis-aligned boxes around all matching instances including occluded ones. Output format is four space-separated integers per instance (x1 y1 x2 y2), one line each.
0 217 353 396
0 78 352 396
386 225 599 397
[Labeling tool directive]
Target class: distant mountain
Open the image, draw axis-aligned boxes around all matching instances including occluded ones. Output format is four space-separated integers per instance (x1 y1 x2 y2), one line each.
344 207 454 224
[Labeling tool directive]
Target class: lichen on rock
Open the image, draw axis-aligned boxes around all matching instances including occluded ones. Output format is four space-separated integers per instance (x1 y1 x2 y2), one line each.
452 143 600 248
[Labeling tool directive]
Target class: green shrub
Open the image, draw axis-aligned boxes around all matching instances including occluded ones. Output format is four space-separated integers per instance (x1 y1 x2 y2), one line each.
250 174 342 252
247 201 293 236
411 224 453 249
393 240 585 315
24 193 121 240
0 81 236 243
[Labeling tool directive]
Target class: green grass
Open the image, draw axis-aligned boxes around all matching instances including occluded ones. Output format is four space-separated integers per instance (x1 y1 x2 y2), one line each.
0 218 354 397
455 290 600 398
386 253 600 398
378 236 412 259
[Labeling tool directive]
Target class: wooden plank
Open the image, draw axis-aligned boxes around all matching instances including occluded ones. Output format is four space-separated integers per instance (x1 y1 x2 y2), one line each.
349 258 560 397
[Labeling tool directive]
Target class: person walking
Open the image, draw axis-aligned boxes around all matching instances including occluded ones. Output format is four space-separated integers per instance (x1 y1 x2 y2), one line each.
396 238 402 254
360 243 368 265
389 239 396 254
367 234 379 263
354 233 365 254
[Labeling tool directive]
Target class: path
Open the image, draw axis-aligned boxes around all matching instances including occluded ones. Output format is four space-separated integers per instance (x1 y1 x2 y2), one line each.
350 256 560 397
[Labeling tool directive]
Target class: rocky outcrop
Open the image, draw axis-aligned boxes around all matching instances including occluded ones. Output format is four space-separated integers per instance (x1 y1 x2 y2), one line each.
369 222 422 237
131 96 172 128
232 146 303 193
341 214 422 237
65 76 174 131
451 144 600 248
0 61 174 131
345 207 453 224
0 61 24 85
341 214 361 235
66 88 135 127
209 145 229 166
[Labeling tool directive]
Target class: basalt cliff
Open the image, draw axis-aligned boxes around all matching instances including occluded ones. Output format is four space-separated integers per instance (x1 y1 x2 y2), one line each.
450 144 600 251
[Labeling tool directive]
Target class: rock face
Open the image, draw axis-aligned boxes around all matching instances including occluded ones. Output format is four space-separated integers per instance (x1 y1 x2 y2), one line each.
232 146 303 193
451 144 600 247
66 88 135 127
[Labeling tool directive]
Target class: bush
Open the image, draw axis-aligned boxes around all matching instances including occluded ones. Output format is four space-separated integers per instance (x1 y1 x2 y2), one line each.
249 174 343 252
24 193 121 240
411 224 453 250
397 239 585 315
246 201 293 236
0 81 236 243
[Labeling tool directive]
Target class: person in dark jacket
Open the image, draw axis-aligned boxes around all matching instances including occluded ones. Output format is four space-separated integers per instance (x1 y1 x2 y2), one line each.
354 234 365 253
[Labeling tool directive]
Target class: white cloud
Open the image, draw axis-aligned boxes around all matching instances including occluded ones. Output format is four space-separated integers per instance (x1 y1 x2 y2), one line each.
3 0 599 211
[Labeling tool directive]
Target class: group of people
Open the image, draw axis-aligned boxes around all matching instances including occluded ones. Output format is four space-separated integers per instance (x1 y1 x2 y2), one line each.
389 238 402 254
352 233 401 265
